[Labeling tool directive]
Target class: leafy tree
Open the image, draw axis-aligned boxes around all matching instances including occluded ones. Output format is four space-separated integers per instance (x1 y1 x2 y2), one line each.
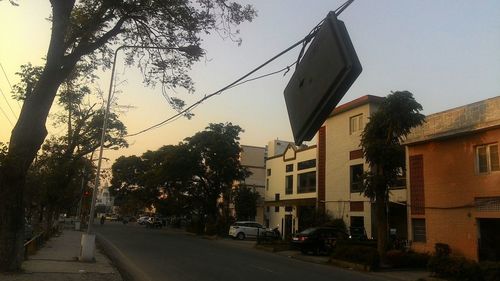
233 185 259 221
1 1 256 270
14 63 128 231
360 91 425 260
186 123 247 231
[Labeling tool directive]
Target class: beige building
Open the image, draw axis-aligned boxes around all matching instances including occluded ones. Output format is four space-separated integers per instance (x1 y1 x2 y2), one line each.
321 95 408 239
237 145 266 223
264 95 410 240
264 140 317 238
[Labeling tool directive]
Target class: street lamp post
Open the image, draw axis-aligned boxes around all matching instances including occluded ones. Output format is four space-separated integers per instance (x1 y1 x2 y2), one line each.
79 44 200 262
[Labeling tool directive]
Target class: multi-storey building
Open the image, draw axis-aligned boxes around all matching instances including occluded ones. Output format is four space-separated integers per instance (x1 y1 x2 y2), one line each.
265 95 410 240
405 96 500 261
264 140 317 238
238 145 266 222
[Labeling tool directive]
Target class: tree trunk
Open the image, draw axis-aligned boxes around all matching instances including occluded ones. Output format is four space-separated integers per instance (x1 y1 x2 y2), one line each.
375 192 388 263
0 0 76 271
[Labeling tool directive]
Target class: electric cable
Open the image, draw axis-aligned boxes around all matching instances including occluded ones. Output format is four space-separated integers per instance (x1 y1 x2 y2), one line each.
126 32 319 137
126 0 356 138
133 62 298 130
0 102 14 127
0 87 17 119
0 62 21 110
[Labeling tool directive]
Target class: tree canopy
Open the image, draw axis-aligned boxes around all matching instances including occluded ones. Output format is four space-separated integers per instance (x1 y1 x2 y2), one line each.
111 122 247 232
1 0 256 271
360 91 425 259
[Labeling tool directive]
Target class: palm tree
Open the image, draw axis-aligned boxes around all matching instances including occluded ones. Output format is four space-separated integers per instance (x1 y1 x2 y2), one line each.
360 91 425 260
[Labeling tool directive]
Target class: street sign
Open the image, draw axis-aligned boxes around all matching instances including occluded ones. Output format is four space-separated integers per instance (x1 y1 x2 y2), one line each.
284 11 362 145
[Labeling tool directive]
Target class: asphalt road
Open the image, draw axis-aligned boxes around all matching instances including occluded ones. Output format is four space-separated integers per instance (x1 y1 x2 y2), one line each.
95 222 387 281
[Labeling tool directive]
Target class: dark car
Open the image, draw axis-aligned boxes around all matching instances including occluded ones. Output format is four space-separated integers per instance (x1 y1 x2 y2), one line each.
349 226 368 241
291 227 348 255
145 217 163 228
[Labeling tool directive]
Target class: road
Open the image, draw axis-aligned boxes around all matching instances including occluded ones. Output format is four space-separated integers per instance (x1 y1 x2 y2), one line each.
95 222 387 281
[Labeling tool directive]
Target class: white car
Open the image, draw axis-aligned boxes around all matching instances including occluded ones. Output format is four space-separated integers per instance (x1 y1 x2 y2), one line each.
137 216 150 225
229 221 268 240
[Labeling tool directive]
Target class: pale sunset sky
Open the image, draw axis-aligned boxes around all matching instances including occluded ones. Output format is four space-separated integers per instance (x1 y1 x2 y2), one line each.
0 0 499 165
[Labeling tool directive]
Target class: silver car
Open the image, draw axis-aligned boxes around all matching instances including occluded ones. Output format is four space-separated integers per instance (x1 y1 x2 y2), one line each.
229 221 268 240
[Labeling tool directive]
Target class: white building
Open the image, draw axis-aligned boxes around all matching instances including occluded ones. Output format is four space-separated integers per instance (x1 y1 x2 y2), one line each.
264 95 409 240
265 141 317 238
321 95 407 239
96 184 114 213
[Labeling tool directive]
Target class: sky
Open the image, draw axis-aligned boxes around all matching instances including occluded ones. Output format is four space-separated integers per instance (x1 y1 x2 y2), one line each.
1 0 499 166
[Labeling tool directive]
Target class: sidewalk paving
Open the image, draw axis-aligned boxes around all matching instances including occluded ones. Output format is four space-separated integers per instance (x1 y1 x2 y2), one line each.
0 229 122 281
274 250 431 281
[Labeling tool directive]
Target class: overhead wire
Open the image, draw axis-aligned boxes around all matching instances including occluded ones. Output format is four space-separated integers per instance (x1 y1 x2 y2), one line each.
133 62 298 131
0 62 21 110
0 102 14 127
126 0 356 138
126 27 321 137
0 88 17 120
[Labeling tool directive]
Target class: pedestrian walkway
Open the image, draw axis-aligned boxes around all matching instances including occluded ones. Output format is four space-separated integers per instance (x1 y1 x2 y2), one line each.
0 229 122 281
274 250 431 281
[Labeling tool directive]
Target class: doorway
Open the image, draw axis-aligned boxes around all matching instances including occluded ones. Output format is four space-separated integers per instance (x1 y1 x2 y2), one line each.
478 218 500 261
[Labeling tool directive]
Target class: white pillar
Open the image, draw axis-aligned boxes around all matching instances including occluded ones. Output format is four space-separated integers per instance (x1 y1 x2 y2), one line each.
79 233 95 262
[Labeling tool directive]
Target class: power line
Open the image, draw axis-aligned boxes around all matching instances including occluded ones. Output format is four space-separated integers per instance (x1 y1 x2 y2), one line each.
0 62 21 110
129 62 298 132
0 88 17 120
126 0 356 138
0 102 14 127
127 30 320 137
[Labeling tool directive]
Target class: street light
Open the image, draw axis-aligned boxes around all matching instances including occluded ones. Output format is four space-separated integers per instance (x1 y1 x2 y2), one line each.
79 44 202 262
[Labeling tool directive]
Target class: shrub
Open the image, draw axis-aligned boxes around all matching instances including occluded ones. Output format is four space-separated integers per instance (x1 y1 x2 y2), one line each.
435 243 451 257
338 239 377 248
480 261 500 281
332 244 380 269
386 250 430 268
428 255 482 281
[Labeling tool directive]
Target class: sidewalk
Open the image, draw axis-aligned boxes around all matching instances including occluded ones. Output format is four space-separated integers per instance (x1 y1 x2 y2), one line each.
0 229 122 281
274 250 431 281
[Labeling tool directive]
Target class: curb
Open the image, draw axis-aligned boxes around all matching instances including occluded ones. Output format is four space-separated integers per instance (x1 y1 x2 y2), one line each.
96 233 152 281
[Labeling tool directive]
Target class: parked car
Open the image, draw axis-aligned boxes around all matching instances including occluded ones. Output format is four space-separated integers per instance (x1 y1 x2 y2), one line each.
349 226 368 241
229 221 268 240
291 227 348 255
137 216 150 225
145 217 163 228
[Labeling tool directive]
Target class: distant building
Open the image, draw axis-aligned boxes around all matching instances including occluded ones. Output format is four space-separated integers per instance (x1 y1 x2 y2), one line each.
96 184 115 214
265 141 317 238
405 96 500 261
234 145 266 223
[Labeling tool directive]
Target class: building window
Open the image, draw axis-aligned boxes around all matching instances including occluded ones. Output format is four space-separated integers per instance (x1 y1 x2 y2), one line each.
266 206 270 212
412 219 426 242
349 114 363 134
266 179 269 191
267 168 272 176
389 167 406 189
350 164 364 193
298 172 316 193
350 201 364 212
298 159 316 170
285 175 293 194
275 193 280 201
477 144 499 174
275 206 279 212
286 164 293 172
